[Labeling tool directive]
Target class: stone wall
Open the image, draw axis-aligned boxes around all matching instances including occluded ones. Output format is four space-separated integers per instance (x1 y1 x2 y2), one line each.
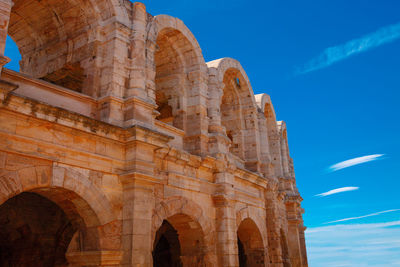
0 1 307 266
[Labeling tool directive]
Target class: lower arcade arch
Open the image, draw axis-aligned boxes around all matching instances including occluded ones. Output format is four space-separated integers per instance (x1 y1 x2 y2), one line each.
152 214 206 267
0 188 110 267
237 218 266 267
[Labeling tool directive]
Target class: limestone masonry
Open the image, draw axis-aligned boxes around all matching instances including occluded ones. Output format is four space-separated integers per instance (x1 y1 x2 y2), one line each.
0 1 307 266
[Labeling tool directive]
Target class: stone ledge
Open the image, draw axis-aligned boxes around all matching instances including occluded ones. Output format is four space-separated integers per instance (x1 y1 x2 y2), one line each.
66 250 123 266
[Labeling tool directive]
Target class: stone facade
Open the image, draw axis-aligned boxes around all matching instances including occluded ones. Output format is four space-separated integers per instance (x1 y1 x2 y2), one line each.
0 1 307 266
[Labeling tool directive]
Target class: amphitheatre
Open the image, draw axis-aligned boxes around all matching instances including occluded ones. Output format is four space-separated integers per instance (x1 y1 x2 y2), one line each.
0 1 307 266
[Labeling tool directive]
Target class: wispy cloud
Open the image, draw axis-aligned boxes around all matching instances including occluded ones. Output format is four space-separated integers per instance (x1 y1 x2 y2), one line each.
295 22 400 74
316 186 359 197
307 220 400 266
325 209 400 224
329 154 384 172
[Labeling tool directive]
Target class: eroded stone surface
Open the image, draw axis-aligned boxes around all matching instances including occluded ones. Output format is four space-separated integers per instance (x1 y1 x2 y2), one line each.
0 1 307 266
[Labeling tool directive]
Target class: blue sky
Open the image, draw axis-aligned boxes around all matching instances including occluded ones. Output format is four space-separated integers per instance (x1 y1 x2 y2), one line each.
4 1 400 266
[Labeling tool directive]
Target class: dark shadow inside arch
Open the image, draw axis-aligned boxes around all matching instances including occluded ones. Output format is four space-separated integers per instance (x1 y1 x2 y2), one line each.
237 218 266 267
238 236 247 267
153 220 183 267
154 28 188 131
221 69 244 160
153 213 206 267
0 190 102 267
0 192 76 266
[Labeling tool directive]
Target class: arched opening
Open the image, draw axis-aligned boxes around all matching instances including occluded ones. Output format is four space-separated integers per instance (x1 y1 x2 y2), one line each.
153 214 205 267
153 220 182 267
0 190 100 266
154 28 194 130
237 218 266 267
4 0 110 95
264 102 282 177
219 66 260 171
220 69 245 160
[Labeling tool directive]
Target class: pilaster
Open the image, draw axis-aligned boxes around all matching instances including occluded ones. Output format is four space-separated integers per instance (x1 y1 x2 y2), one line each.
207 71 231 156
119 125 171 266
122 2 156 129
213 168 239 267
285 195 304 267
265 180 286 267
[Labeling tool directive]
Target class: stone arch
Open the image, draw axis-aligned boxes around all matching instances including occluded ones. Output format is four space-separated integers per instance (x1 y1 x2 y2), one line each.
236 213 268 267
207 58 261 171
255 93 277 123
0 153 121 265
256 93 283 177
146 15 208 154
152 196 216 266
236 206 268 244
278 121 291 178
6 0 128 95
147 15 206 69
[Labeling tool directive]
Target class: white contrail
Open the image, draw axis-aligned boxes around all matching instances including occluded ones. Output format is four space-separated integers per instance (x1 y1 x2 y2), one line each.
316 186 359 197
325 209 400 224
329 154 384 172
296 22 400 74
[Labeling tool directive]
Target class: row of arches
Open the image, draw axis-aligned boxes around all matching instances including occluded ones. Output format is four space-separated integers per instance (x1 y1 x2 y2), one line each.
2 3 292 176
0 178 285 266
152 216 267 267
0 151 293 267
149 15 291 176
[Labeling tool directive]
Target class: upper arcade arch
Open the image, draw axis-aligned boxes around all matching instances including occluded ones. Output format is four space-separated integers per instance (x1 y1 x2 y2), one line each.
146 15 206 69
146 15 209 154
3 0 129 95
256 93 283 177
255 93 277 123
207 57 261 171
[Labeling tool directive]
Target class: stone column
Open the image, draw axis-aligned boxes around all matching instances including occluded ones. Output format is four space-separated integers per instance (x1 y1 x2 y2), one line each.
96 24 130 126
122 2 156 128
0 0 12 75
207 68 223 132
207 70 230 157
265 181 286 267
126 2 146 99
258 112 273 177
120 125 171 266
287 220 302 267
184 69 209 156
213 170 239 267
280 137 290 178
298 223 308 267
120 179 155 266
285 196 303 267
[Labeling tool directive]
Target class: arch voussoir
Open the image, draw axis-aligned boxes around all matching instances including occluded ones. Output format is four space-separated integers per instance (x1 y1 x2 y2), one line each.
0 153 116 227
